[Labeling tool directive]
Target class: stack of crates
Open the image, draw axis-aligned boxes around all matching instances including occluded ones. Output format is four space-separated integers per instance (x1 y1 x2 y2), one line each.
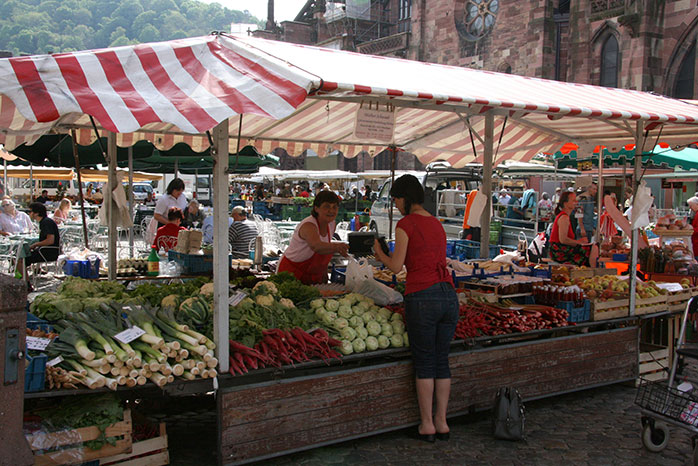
489 221 502 244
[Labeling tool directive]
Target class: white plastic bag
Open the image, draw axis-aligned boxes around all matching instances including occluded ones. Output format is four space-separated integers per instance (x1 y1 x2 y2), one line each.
345 257 372 291
630 181 652 229
528 232 546 255
354 278 404 306
464 189 487 228
145 216 158 247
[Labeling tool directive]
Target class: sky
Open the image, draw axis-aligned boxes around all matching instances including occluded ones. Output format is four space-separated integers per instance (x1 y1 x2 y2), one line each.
197 0 310 23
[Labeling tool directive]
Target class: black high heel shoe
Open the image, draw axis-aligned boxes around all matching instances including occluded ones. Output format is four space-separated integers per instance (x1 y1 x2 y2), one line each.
436 432 450 441
410 428 436 443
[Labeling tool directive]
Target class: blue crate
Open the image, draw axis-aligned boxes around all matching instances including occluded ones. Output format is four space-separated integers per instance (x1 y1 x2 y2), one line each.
555 300 590 323
168 251 231 274
453 240 501 259
25 353 47 392
330 265 346 284
27 312 54 333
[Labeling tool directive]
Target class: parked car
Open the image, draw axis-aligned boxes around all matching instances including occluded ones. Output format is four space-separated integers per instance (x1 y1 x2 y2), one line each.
369 162 481 239
128 182 155 202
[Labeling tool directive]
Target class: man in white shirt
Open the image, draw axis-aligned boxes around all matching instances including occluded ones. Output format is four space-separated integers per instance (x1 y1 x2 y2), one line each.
154 178 188 228
498 189 511 205
0 199 33 235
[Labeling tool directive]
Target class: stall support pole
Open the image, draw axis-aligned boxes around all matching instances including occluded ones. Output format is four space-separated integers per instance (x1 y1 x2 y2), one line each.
107 132 118 281
70 130 89 249
29 165 33 202
480 112 494 259
212 119 230 374
195 168 199 203
388 145 397 240
629 122 645 316
596 149 604 240
128 147 134 258
174 158 178 178
3 159 7 196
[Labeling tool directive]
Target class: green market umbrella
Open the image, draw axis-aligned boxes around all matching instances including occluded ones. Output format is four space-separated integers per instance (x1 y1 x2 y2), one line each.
553 143 698 170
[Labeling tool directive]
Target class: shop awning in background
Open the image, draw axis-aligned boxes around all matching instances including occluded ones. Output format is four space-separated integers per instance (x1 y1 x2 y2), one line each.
79 169 162 183
4 167 73 180
554 144 698 170
1 34 698 168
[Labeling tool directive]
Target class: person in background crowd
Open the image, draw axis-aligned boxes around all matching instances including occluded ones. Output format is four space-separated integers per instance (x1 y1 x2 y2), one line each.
576 182 598 242
372 174 458 443
364 185 373 201
22 202 61 289
520 180 537 216
153 207 185 252
144 191 156 206
280 183 293 198
687 197 698 260
0 198 33 235
552 186 562 206
299 186 310 198
35 190 50 204
154 178 187 228
538 192 553 211
182 199 205 228
278 191 349 284
228 206 259 259
53 198 72 225
549 191 599 267
254 184 266 201
498 188 511 206
624 187 634 209
202 212 233 244
91 188 103 203
504 194 524 226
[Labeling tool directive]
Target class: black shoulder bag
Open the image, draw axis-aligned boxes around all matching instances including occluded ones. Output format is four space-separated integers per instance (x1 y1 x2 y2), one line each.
492 386 525 441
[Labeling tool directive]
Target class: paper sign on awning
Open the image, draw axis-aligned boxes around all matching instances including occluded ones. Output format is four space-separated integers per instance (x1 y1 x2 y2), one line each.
353 105 396 143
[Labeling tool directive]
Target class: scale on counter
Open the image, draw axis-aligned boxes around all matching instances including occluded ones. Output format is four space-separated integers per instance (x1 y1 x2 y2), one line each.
348 232 389 257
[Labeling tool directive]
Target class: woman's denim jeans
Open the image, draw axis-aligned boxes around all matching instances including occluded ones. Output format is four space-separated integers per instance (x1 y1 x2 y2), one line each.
404 282 458 379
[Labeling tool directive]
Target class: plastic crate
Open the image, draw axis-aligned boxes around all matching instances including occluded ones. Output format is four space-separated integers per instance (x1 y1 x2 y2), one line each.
167 251 231 274
63 258 100 278
330 266 346 284
25 353 47 392
27 312 54 333
453 240 500 259
558 300 591 323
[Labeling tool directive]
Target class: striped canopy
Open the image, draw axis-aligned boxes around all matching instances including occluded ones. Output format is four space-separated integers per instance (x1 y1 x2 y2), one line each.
1 34 698 166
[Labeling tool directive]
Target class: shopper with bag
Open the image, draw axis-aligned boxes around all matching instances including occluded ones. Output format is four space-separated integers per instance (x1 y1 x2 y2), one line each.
277 191 349 284
549 191 599 267
372 175 458 443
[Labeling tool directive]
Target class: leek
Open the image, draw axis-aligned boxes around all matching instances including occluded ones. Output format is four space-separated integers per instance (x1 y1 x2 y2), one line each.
56 325 95 361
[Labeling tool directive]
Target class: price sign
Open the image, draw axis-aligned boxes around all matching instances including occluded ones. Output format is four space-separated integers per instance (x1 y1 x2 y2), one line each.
47 356 64 367
229 291 247 307
26 336 52 351
114 326 146 344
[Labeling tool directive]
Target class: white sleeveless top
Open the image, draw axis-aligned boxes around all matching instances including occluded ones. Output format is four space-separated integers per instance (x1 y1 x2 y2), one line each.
282 216 336 263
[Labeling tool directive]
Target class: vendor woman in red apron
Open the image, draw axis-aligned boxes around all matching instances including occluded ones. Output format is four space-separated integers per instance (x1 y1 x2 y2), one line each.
278 191 349 284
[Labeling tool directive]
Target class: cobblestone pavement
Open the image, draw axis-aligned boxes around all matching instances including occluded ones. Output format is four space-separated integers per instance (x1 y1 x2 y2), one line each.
168 382 697 466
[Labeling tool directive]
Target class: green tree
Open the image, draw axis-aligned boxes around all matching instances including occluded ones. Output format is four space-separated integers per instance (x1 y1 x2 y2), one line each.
138 24 160 43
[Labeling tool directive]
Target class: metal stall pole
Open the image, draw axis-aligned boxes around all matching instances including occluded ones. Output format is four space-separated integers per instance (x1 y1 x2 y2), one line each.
480 112 494 259
388 145 397 240
3 159 7 196
70 130 89 248
29 164 33 202
211 119 230 374
107 132 118 280
596 148 604 241
629 122 646 317
195 168 199 203
128 147 134 257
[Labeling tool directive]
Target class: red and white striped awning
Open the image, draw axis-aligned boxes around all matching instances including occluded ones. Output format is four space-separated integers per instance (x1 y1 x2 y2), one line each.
1 34 698 166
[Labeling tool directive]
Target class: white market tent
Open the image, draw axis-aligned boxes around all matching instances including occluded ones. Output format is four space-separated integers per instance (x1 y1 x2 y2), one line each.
2 33 698 372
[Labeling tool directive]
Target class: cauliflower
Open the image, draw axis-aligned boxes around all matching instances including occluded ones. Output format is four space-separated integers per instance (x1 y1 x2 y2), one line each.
161 294 179 309
255 295 275 307
253 281 278 296
199 282 214 296
378 335 390 349
279 298 295 309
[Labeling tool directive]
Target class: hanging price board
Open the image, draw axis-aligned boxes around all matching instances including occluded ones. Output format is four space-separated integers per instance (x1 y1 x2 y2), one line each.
26 336 52 351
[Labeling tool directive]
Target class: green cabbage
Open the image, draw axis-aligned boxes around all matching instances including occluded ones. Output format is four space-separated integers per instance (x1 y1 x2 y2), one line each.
391 321 405 334
348 316 364 329
390 334 404 348
366 321 381 336
375 313 388 324
356 326 369 340
333 317 349 330
378 335 390 349
315 308 327 319
390 312 403 322
340 327 357 341
310 298 325 309
352 338 366 353
339 340 354 355
325 299 339 311
381 323 394 337
361 311 376 324
377 307 393 320
338 297 352 308
321 312 337 326
365 336 379 351
403 332 409 347
337 305 353 319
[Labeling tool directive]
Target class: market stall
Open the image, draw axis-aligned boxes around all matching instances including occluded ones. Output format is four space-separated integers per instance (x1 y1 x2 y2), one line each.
2 33 698 465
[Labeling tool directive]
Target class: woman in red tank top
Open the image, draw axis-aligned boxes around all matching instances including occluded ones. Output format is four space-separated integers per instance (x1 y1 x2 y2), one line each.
373 175 458 443
550 191 599 267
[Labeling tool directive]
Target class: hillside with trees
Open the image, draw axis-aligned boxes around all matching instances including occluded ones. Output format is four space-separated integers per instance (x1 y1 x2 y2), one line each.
0 0 263 56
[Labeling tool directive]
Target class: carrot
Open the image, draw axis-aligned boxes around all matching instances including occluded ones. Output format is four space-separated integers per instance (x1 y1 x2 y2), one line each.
242 354 258 370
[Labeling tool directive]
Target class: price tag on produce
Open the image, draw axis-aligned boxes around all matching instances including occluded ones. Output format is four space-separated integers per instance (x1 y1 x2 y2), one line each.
47 356 63 367
229 291 247 307
114 326 146 344
26 336 52 351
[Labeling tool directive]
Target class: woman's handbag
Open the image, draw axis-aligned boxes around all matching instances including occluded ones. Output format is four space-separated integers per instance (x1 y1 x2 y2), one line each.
492 386 525 441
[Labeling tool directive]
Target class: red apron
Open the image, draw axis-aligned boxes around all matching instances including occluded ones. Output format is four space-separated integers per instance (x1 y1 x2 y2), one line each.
277 224 333 285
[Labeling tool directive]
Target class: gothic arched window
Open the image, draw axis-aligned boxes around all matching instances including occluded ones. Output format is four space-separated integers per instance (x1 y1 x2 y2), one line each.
600 35 619 88
674 42 696 99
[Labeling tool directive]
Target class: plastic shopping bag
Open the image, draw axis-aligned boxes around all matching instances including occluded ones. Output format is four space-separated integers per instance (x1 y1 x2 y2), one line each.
463 189 487 228
630 181 652 229
354 278 404 306
345 257 373 291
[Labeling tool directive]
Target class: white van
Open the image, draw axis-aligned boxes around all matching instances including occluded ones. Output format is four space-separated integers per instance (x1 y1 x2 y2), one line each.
369 163 481 239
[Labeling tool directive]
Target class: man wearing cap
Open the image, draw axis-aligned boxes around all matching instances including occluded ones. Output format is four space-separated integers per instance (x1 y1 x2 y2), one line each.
228 206 259 259
552 187 562 206
498 188 511 206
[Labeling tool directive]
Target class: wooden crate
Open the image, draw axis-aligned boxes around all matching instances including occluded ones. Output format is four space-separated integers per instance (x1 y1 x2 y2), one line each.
639 344 669 382
27 410 132 466
666 290 691 313
591 298 629 321
594 268 618 277
99 423 168 466
635 295 668 316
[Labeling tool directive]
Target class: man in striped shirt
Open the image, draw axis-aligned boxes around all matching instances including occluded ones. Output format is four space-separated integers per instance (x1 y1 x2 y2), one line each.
228 206 259 259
